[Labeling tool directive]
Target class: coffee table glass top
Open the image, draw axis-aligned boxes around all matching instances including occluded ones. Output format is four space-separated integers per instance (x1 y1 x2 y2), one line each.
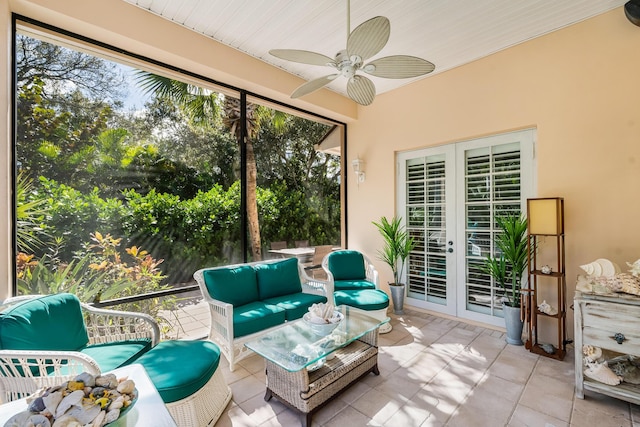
245 305 389 372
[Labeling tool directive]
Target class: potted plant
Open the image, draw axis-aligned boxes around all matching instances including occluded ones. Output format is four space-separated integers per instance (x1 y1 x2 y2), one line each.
372 216 415 314
482 213 529 345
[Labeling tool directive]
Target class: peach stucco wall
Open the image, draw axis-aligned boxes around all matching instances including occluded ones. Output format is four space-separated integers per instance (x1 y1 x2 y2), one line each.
347 8 640 332
1 1 639 337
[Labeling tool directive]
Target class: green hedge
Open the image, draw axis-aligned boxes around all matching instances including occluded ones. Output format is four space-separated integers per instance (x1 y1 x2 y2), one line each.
25 179 339 284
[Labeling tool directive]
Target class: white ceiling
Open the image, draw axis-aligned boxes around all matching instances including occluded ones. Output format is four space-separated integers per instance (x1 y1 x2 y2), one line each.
123 0 627 101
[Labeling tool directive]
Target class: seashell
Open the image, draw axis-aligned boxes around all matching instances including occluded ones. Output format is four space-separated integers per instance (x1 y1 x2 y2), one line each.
26 414 52 427
540 343 556 354
55 389 84 418
104 409 120 424
74 372 95 388
593 273 640 296
608 356 640 385
116 379 135 394
584 362 622 385
51 415 83 427
580 259 620 277
91 411 106 427
582 345 603 363
95 373 118 389
43 391 63 415
108 400 124 411
66 401 102 425
307 302 336 322
537 300 558 316
28 396 46 413
628 259 640 277
3 411 31 427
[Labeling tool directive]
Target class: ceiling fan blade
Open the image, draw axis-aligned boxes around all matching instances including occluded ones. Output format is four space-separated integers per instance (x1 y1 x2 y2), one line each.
269 49 335 66
347 16 390 61
363 55 435 79
291 74 339 98
347 75 376 106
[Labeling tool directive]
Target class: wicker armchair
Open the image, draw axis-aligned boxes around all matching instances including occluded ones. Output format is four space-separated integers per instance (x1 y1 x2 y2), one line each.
322 250 392 333
0 294 159 403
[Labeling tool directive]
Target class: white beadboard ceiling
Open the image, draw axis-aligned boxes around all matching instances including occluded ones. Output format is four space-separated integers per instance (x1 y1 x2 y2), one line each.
123 0 628 101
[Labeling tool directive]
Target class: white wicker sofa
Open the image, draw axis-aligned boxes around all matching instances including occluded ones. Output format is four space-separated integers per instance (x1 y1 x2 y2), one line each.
194 257 330 371
0 293 232 426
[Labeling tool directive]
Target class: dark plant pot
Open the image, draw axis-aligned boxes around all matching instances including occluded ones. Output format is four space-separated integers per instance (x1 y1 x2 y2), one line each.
389 284 405 315
502 303 524 345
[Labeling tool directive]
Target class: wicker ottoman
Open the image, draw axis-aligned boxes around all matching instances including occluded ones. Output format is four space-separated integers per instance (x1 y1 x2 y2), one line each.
135 340 232 426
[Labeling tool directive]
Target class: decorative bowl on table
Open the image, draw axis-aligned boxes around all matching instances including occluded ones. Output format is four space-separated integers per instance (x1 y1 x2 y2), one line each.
303 303 344 336
4 372 137 427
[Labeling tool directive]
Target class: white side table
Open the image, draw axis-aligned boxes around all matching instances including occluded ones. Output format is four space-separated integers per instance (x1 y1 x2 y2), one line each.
0 364 177 427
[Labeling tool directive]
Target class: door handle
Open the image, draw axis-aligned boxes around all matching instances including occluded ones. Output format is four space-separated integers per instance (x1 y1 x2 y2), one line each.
447 248 453 253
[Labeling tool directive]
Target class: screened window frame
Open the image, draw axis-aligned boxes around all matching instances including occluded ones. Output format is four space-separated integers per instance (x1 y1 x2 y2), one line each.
11 14 348 294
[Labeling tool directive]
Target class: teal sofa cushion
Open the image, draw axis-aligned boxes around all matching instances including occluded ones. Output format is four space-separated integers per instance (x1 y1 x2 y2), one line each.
203 265 259 307
334 279 376 291
0 293 89 351
135 340 221 403
233 302 286 338
334 289 389 311
255 258 302 300
80 340 153 372
263 293 327 321
327 251 366 281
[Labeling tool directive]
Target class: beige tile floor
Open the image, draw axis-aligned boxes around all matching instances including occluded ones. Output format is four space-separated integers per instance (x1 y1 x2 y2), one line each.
166 302 640 427
172 303 639 426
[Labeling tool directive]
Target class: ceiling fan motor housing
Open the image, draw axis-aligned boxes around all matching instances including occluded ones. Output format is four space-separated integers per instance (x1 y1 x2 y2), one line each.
625 0 640 26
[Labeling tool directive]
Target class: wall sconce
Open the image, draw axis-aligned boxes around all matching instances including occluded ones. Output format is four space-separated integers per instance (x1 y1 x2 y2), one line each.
527 197 564 235
351 158 365 183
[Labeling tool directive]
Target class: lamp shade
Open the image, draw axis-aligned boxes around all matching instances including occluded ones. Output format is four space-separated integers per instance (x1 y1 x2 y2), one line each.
527 198 564 235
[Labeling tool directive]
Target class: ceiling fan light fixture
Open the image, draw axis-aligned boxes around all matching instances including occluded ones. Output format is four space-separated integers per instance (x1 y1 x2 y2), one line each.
269 2 435 106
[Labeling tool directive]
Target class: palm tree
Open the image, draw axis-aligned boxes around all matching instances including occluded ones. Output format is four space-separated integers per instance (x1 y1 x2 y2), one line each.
135 72 286 260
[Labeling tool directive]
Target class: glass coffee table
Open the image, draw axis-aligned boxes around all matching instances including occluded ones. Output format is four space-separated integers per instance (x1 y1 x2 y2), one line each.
245 305 389 427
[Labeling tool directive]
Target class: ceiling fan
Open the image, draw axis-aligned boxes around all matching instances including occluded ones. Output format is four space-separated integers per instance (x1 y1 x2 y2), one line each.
269 0 435 106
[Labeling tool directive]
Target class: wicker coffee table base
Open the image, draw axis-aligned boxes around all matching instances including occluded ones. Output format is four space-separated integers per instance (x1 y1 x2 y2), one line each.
263 331 379 427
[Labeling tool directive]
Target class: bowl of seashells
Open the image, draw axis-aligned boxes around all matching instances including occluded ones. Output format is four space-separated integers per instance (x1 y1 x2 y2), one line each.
4 372 137 427
302 303 344 336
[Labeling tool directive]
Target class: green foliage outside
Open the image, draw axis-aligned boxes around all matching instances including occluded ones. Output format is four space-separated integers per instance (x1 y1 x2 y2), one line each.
15 35 341 327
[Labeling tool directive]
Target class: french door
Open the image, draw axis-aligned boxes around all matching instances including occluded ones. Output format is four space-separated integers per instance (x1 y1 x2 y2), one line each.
397 129 535 327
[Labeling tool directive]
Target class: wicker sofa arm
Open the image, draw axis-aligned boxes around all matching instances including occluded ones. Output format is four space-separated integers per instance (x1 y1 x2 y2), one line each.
0 350 101 403
81 304 160 347
299 264 333 296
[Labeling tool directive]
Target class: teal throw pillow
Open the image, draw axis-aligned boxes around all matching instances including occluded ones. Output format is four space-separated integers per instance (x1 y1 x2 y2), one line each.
203 265 259 307
255 258 302 300
327 250 366 280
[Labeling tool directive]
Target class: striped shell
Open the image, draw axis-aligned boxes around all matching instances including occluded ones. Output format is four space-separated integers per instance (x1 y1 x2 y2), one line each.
580 259 620 277
584 362 622 385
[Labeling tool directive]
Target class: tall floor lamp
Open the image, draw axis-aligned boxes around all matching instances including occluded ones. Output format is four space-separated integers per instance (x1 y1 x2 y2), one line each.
525 197 567 360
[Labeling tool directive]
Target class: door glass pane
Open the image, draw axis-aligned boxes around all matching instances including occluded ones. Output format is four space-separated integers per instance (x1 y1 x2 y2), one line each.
465 142 521 315
406 155 447 305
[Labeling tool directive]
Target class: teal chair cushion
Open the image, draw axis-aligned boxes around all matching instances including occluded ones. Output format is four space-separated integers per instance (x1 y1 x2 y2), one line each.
135 340 221 403
203 265 259 307
334 289 389 311
327 251 366 280
80 340 153 372
263 293 327 321
334 279 376 291
0 293 89 351
255 258 302 300
233 302 286 338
